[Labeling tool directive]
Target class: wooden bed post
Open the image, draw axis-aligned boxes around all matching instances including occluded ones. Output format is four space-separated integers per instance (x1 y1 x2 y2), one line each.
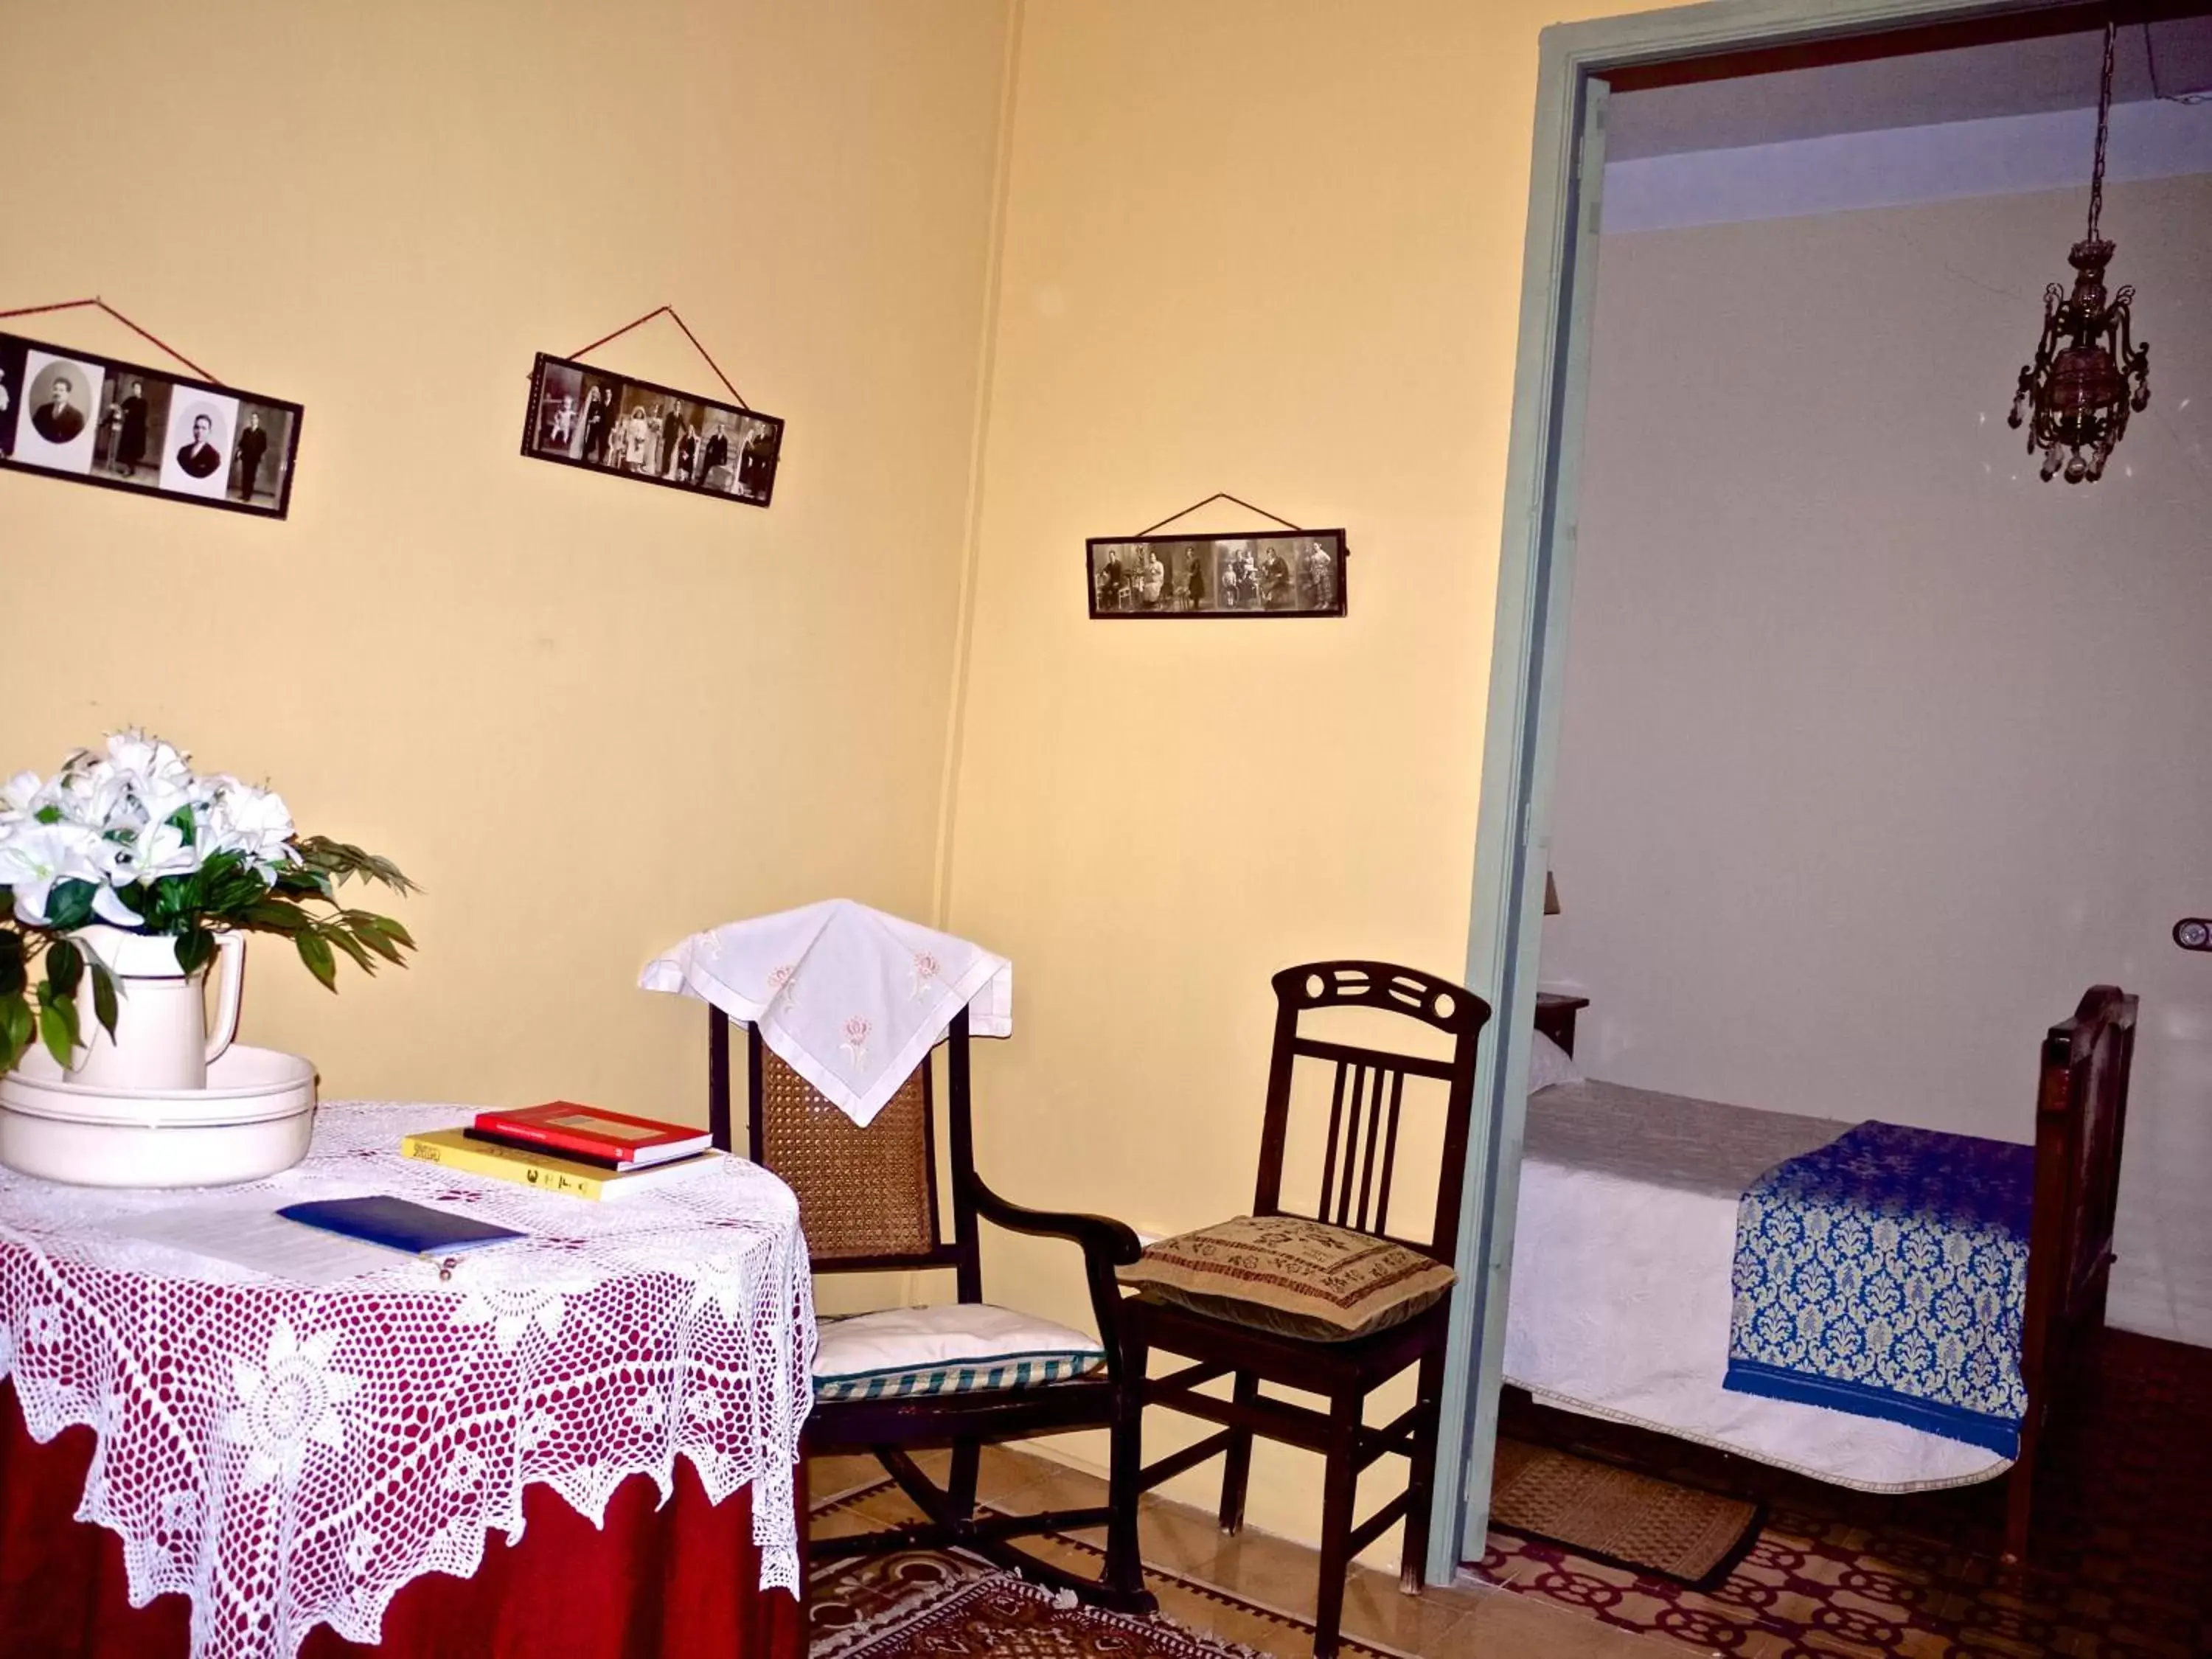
2007 984 2136 1569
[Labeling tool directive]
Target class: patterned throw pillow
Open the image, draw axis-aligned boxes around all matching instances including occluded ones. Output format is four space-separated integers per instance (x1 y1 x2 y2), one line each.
1117 1214 1456 1342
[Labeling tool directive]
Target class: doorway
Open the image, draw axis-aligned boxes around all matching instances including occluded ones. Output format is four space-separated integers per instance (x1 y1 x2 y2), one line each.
1436 0 2212 1586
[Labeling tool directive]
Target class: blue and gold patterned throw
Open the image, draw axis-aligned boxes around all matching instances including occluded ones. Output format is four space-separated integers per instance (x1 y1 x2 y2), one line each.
1725 1121 2032 1455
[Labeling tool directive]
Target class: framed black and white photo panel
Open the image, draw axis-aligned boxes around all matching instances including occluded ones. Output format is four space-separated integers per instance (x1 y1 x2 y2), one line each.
1085 529 1348 619
521 352 783 508
0 333 302 518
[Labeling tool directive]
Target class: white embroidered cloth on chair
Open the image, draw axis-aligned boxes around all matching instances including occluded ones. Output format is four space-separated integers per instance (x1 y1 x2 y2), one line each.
0 1102 816 1659
639 899 1013 1127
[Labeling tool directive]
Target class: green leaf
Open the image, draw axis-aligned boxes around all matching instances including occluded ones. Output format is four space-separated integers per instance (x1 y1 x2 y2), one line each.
38 996 79 1069
324 928 375 975
45 939 82 999
89 962 119 1040
295 931 337 990
174 928 216 976
354 924 405 965
0 995 33 1071
44 880 97 932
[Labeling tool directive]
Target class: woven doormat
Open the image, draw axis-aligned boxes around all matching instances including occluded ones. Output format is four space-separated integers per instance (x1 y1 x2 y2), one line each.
1489 1437 1760 1586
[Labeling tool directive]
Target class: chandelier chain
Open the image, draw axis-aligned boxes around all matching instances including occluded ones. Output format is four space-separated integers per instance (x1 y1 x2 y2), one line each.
2087 18 2116 242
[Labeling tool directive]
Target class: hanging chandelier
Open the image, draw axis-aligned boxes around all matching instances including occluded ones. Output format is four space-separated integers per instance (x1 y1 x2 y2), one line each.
2008 21 2152 484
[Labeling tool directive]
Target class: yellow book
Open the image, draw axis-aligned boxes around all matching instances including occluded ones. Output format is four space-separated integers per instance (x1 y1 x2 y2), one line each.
399 1128 719 1202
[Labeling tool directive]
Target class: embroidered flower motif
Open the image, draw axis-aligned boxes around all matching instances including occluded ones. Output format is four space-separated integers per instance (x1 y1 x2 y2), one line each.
344 1528 380 1575
909 952 941 1001
684 1389 726 1425
222 1318 364 1492
439 1445 484 1495
765 963 799 1006
840 1015 871 1069
516 1408 558 1452
686 1249 756 1324
451 1279 580 1354
23 1304 64 1348
626 1389 665 1428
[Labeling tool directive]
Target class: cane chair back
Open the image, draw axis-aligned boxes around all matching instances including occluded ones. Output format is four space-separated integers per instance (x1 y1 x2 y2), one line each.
1253 961 1489 1265
706 1007 978 1284
754 1046 938 1264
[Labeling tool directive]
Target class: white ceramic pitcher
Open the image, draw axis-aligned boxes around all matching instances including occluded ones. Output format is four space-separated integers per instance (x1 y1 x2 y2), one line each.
63 926 247 1093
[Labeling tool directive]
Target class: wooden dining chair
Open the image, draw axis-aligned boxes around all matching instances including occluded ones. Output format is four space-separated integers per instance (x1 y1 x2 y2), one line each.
706 1004 1155 1613
1114 961 1489 1659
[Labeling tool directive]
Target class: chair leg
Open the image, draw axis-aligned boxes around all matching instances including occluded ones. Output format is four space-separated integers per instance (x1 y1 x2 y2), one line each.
1313 1389 1362 1659
1218 1370 1259 1535
947 1438 981 1522
1399 1349 1446 1595
1105 1332 1150 1604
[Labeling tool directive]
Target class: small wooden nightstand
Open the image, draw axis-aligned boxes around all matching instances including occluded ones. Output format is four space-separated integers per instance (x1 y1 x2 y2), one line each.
1534 992 1590 1057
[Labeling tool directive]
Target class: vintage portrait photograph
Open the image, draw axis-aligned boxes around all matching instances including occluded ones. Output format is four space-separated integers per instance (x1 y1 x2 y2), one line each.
521 352 784 509
89 372 174 489
0 335 21 459
1086 530 1348 619
13 347 106 475
229 400 296 509
0 331 302 518
160 391 239 500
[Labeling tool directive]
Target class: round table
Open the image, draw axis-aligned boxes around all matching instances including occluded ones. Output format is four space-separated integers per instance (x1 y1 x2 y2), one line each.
0 1102 815 1659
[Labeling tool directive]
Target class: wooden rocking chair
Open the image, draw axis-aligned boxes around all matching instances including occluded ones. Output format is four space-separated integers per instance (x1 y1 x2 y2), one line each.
707 1004 1155 1613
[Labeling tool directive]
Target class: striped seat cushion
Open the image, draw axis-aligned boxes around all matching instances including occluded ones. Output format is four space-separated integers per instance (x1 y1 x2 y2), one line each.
813 1303 1104 1403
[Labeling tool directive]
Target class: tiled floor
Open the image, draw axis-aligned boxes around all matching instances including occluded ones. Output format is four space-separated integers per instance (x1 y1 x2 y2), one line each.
807 1445 1684 1658
809 1332 2212 1658
1484 1329 2212 1658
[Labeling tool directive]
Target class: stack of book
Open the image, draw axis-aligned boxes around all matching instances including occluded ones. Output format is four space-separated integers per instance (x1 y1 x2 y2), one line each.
400 1102 719 1202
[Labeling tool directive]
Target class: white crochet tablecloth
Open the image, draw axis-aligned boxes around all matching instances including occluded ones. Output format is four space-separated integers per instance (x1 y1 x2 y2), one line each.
0 1101 816 1659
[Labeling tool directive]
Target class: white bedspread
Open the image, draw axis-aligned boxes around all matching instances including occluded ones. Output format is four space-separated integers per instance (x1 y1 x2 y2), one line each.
1503 1079 2013 1493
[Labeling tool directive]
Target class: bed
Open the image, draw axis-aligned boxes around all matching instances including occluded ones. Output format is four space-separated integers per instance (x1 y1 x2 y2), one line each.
1503 984 2136 1564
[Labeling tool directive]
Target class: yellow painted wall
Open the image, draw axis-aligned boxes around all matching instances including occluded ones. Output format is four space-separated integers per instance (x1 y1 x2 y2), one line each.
0 0 1667 1565
1 1 1014 1124
942 0 1654 1555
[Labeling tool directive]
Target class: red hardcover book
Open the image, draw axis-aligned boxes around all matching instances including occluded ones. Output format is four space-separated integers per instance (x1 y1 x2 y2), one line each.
471 1102 712 1167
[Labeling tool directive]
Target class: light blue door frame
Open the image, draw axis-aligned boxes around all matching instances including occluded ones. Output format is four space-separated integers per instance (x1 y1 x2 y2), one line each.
1429 0 2084 1583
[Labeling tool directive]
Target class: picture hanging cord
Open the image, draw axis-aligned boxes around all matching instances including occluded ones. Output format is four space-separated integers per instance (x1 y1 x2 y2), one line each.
1135 490 1305 537
0 296 223 385
559 305 751 410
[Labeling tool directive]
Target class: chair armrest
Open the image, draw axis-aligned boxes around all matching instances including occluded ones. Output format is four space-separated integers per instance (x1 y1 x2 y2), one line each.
962 1171 1145 1376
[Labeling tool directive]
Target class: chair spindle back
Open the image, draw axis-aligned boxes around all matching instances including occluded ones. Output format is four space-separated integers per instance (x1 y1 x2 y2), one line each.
1253 961 1489 1265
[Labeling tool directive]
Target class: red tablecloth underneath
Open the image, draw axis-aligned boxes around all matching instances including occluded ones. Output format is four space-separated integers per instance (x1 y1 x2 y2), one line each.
0 1383 804 1659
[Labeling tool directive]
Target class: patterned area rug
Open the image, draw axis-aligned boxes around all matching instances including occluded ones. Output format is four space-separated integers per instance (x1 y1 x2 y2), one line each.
810 1484 1396 1659
1481 1330 2212 1658
812 1551 1262 1658
1489 1437 1761 1585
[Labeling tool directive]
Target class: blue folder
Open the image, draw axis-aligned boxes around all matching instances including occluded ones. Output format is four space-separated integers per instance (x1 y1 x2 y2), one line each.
277 1196 526 1258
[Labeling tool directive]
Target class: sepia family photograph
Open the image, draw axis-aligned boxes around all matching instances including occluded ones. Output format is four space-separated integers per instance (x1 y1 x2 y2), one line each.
0 332 302 517
521 352 782 508
1086 530 1347 619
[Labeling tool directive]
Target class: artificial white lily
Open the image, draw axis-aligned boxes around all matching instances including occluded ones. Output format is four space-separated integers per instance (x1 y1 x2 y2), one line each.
0 821 105 925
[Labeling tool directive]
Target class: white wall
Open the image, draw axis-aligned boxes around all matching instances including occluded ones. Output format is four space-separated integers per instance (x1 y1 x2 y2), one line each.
1543 173 2212 1345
